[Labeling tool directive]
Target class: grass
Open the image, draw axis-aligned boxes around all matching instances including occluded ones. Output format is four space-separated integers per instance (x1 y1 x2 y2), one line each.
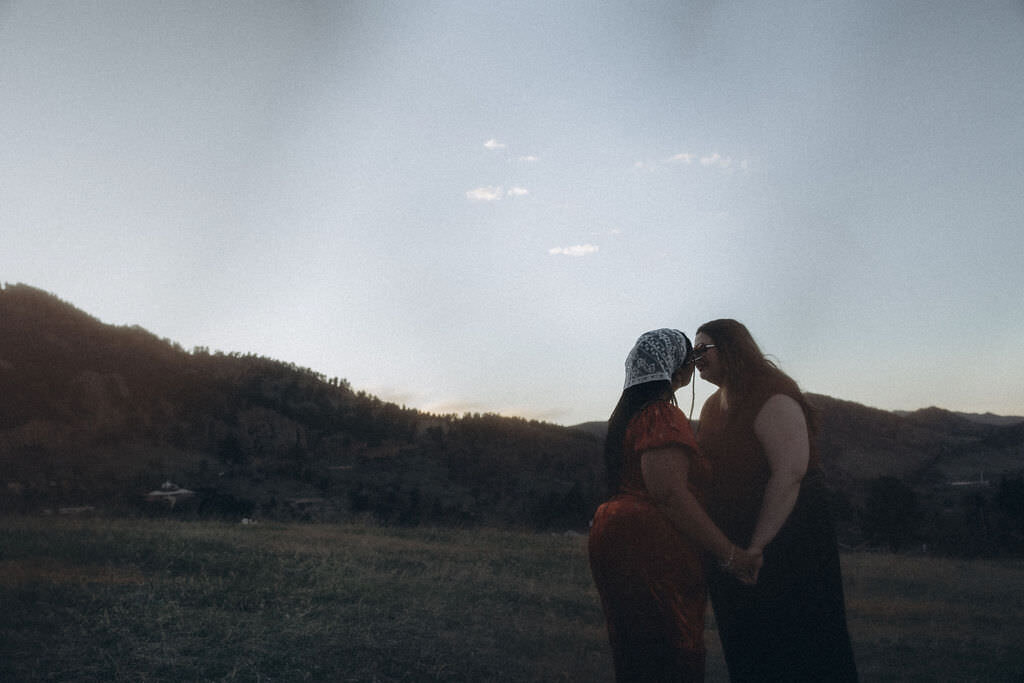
841 553 1024 682
2 516 1023 682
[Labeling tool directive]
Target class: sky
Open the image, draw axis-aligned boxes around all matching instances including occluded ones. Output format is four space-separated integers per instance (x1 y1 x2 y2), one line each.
2 1 1023 426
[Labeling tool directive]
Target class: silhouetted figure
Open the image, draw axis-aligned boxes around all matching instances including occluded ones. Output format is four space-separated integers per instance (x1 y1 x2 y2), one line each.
695 319 858 682
589 329 760 681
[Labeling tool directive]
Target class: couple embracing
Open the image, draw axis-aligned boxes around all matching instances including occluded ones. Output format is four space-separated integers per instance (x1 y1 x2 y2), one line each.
588 320 858 682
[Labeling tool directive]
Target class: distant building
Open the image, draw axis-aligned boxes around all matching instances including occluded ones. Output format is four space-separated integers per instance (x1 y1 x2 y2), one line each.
949 473 990 488
57 506 95 515
145 481 196 507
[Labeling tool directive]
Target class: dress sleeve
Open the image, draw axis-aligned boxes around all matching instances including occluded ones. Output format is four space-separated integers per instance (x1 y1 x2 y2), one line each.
627 401 698 454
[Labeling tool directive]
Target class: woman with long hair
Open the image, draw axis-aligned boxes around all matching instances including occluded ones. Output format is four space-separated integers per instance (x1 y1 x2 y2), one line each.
589 328 760 682
694 319 858 681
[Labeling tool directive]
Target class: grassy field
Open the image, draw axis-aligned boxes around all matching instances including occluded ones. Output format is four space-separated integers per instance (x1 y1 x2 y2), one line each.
2 516 1023 682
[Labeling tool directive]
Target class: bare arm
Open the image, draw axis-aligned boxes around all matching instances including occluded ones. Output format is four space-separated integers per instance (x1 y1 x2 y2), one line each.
642 447 761 582
748 394 810 554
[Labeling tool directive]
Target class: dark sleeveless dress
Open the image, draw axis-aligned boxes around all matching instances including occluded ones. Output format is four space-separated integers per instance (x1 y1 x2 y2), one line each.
697 377 858 682
589 401 711 681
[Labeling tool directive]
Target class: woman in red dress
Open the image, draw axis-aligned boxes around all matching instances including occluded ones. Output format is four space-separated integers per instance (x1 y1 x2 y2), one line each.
589 329 760 682
694 319 858 682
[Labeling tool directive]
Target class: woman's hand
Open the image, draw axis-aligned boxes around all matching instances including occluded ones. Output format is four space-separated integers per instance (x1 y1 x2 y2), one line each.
723 546 762 585
640 447 765 585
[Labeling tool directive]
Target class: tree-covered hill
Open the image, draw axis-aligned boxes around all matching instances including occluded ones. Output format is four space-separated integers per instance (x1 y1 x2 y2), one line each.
0 283 602 529
3 283 1023 554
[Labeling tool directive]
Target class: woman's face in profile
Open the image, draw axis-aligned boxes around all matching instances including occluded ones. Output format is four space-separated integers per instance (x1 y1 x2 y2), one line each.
693 332 723 386
672 360 695 390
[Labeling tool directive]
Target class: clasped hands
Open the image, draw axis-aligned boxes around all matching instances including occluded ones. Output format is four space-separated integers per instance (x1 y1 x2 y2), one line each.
721 546 763 585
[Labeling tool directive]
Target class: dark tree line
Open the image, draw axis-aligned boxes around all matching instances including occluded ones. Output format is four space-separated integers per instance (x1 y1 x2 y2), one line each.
852 473 1024 557
4 283 1024 552
0 283 604 530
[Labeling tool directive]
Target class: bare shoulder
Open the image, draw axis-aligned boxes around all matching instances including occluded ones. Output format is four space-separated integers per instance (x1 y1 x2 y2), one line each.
754 394 810 469
758 393 803 417
753 394 807 437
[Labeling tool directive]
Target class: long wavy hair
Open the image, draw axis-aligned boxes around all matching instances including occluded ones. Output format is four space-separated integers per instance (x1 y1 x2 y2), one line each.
696 318 817 432
603 380 675 496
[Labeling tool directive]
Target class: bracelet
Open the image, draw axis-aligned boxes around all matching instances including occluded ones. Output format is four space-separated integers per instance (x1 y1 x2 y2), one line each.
719 545 736 570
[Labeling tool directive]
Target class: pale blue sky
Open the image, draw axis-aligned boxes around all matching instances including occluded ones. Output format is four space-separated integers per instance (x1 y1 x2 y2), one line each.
3 1 1022 425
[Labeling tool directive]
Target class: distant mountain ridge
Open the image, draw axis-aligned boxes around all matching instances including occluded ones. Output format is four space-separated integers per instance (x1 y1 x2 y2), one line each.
930 411 1022 427
577 398 1024 484
3 282 1023 554
574 407 1024 437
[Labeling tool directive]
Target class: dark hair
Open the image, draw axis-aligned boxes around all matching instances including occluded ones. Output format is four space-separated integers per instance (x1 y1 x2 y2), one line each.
696 318 817 432
603 380 674 496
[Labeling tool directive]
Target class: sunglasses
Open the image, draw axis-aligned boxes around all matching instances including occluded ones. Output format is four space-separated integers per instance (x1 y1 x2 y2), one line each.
691 343 716 361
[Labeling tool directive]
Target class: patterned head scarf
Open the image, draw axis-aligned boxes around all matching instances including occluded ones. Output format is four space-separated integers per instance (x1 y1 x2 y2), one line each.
623 328 693 390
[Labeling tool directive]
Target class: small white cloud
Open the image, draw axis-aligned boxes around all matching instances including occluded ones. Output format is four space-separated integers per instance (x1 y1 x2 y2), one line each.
633 160 665 173
466 186 503 201
635 150 749 172
519 155 539 162
506 187 529 197
699 153 735 169
483 138 506 150
549 244 599 257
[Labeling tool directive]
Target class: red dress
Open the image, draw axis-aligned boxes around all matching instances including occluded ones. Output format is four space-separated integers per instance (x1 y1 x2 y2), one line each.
588 401 710 681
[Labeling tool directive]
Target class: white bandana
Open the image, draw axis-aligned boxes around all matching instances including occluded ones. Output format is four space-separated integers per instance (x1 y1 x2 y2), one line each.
623 328 692 389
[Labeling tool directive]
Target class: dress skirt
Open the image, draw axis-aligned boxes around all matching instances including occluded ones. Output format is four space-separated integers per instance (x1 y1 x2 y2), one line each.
589 494 707 682
707 471 858 682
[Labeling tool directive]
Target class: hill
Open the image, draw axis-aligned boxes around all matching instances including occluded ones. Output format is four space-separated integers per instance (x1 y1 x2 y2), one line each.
2 283 1023 554
0 283 602 529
